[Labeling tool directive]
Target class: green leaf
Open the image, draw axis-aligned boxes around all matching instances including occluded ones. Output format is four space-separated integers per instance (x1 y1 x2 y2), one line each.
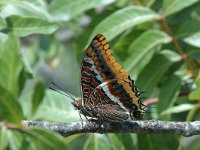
26 0 47 7
189 71 200 100
19 90 80 121
136 50 181 95
64 134 82 144
187 135 200 150
24 128 68 150
176 20 200 38
84 134 112 150
107 133 137 150
1 1 49 19
48 0 115 21
138 134 179 150
107 134 125 150
184 31 200 48
158 75 181 120
123 30 171 78
19 92 32 118
163 0 199 17
6 15 58 37
115 134 137 150
0 33 22 98
20 40 40 74
31 81 45 115
0 15 6 30
113 30 143 61
0 127 8 150
161 104 193 115
186 104 199 121
90 6 160 41
6 130 31 150
140 0 156 7
187 49 200 62
18 68 32 94
0 32 8 44
0 86 24 123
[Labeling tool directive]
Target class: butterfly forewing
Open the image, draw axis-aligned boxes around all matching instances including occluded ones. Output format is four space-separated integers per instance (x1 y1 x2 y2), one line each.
81 34 129 103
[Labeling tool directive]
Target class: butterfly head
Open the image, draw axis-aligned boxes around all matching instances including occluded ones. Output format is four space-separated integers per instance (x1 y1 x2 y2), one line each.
71 99 82 110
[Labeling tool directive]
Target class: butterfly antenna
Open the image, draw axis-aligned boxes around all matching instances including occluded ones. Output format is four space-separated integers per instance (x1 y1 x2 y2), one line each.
140 103 157 110
148 106 157 108
144 111 153 114
50 82 75 101
49 87 75 101
140 96 147 99
51 82 75 101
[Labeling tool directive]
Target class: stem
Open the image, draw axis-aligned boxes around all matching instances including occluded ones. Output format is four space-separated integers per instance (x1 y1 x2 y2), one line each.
160 16 196 77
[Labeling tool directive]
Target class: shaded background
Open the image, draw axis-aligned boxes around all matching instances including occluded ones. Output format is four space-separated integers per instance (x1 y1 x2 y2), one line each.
0 0 200 149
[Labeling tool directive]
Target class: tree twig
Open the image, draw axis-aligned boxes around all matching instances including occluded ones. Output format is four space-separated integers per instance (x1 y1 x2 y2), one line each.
160 16 196 77
21 120 200 137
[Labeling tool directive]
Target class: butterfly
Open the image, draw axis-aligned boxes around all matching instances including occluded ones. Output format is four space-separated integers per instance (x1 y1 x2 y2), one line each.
72 34 145 122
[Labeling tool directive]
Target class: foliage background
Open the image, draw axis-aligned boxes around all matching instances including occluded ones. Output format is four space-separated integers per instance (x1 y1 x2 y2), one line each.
0 0 200 149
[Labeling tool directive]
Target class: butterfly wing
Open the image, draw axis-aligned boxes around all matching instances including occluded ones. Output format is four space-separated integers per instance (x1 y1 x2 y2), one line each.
80 34 144 119
80 36 104 104
95 104 129 122
87 80 136 122
88 79 140 112
81 34 130 104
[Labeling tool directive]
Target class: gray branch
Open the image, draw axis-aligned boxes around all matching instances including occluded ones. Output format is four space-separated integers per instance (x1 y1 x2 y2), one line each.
21 120 200 137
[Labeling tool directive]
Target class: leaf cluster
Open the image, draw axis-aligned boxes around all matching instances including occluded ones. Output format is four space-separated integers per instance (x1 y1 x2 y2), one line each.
0 0 200 149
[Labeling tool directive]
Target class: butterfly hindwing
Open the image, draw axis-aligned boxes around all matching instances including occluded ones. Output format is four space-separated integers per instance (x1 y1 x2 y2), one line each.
88 79 141 112
95 104 129 122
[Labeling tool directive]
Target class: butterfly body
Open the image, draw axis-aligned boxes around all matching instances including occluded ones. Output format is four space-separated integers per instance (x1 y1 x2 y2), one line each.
73 34 145 122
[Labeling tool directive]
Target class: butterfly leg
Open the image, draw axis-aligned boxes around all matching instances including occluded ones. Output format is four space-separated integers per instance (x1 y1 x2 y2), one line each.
79 108 90 121
78 111 84 128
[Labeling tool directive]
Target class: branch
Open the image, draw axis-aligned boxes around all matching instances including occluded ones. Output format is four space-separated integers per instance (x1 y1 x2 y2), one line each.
21 120 200 137
160 16 196 77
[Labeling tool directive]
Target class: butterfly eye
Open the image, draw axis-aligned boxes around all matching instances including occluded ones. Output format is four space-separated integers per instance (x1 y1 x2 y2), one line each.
72 100 81 109
132 104 138 110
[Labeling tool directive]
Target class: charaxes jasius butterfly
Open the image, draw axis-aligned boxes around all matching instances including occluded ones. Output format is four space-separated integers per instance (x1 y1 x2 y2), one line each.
72 34 145 122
